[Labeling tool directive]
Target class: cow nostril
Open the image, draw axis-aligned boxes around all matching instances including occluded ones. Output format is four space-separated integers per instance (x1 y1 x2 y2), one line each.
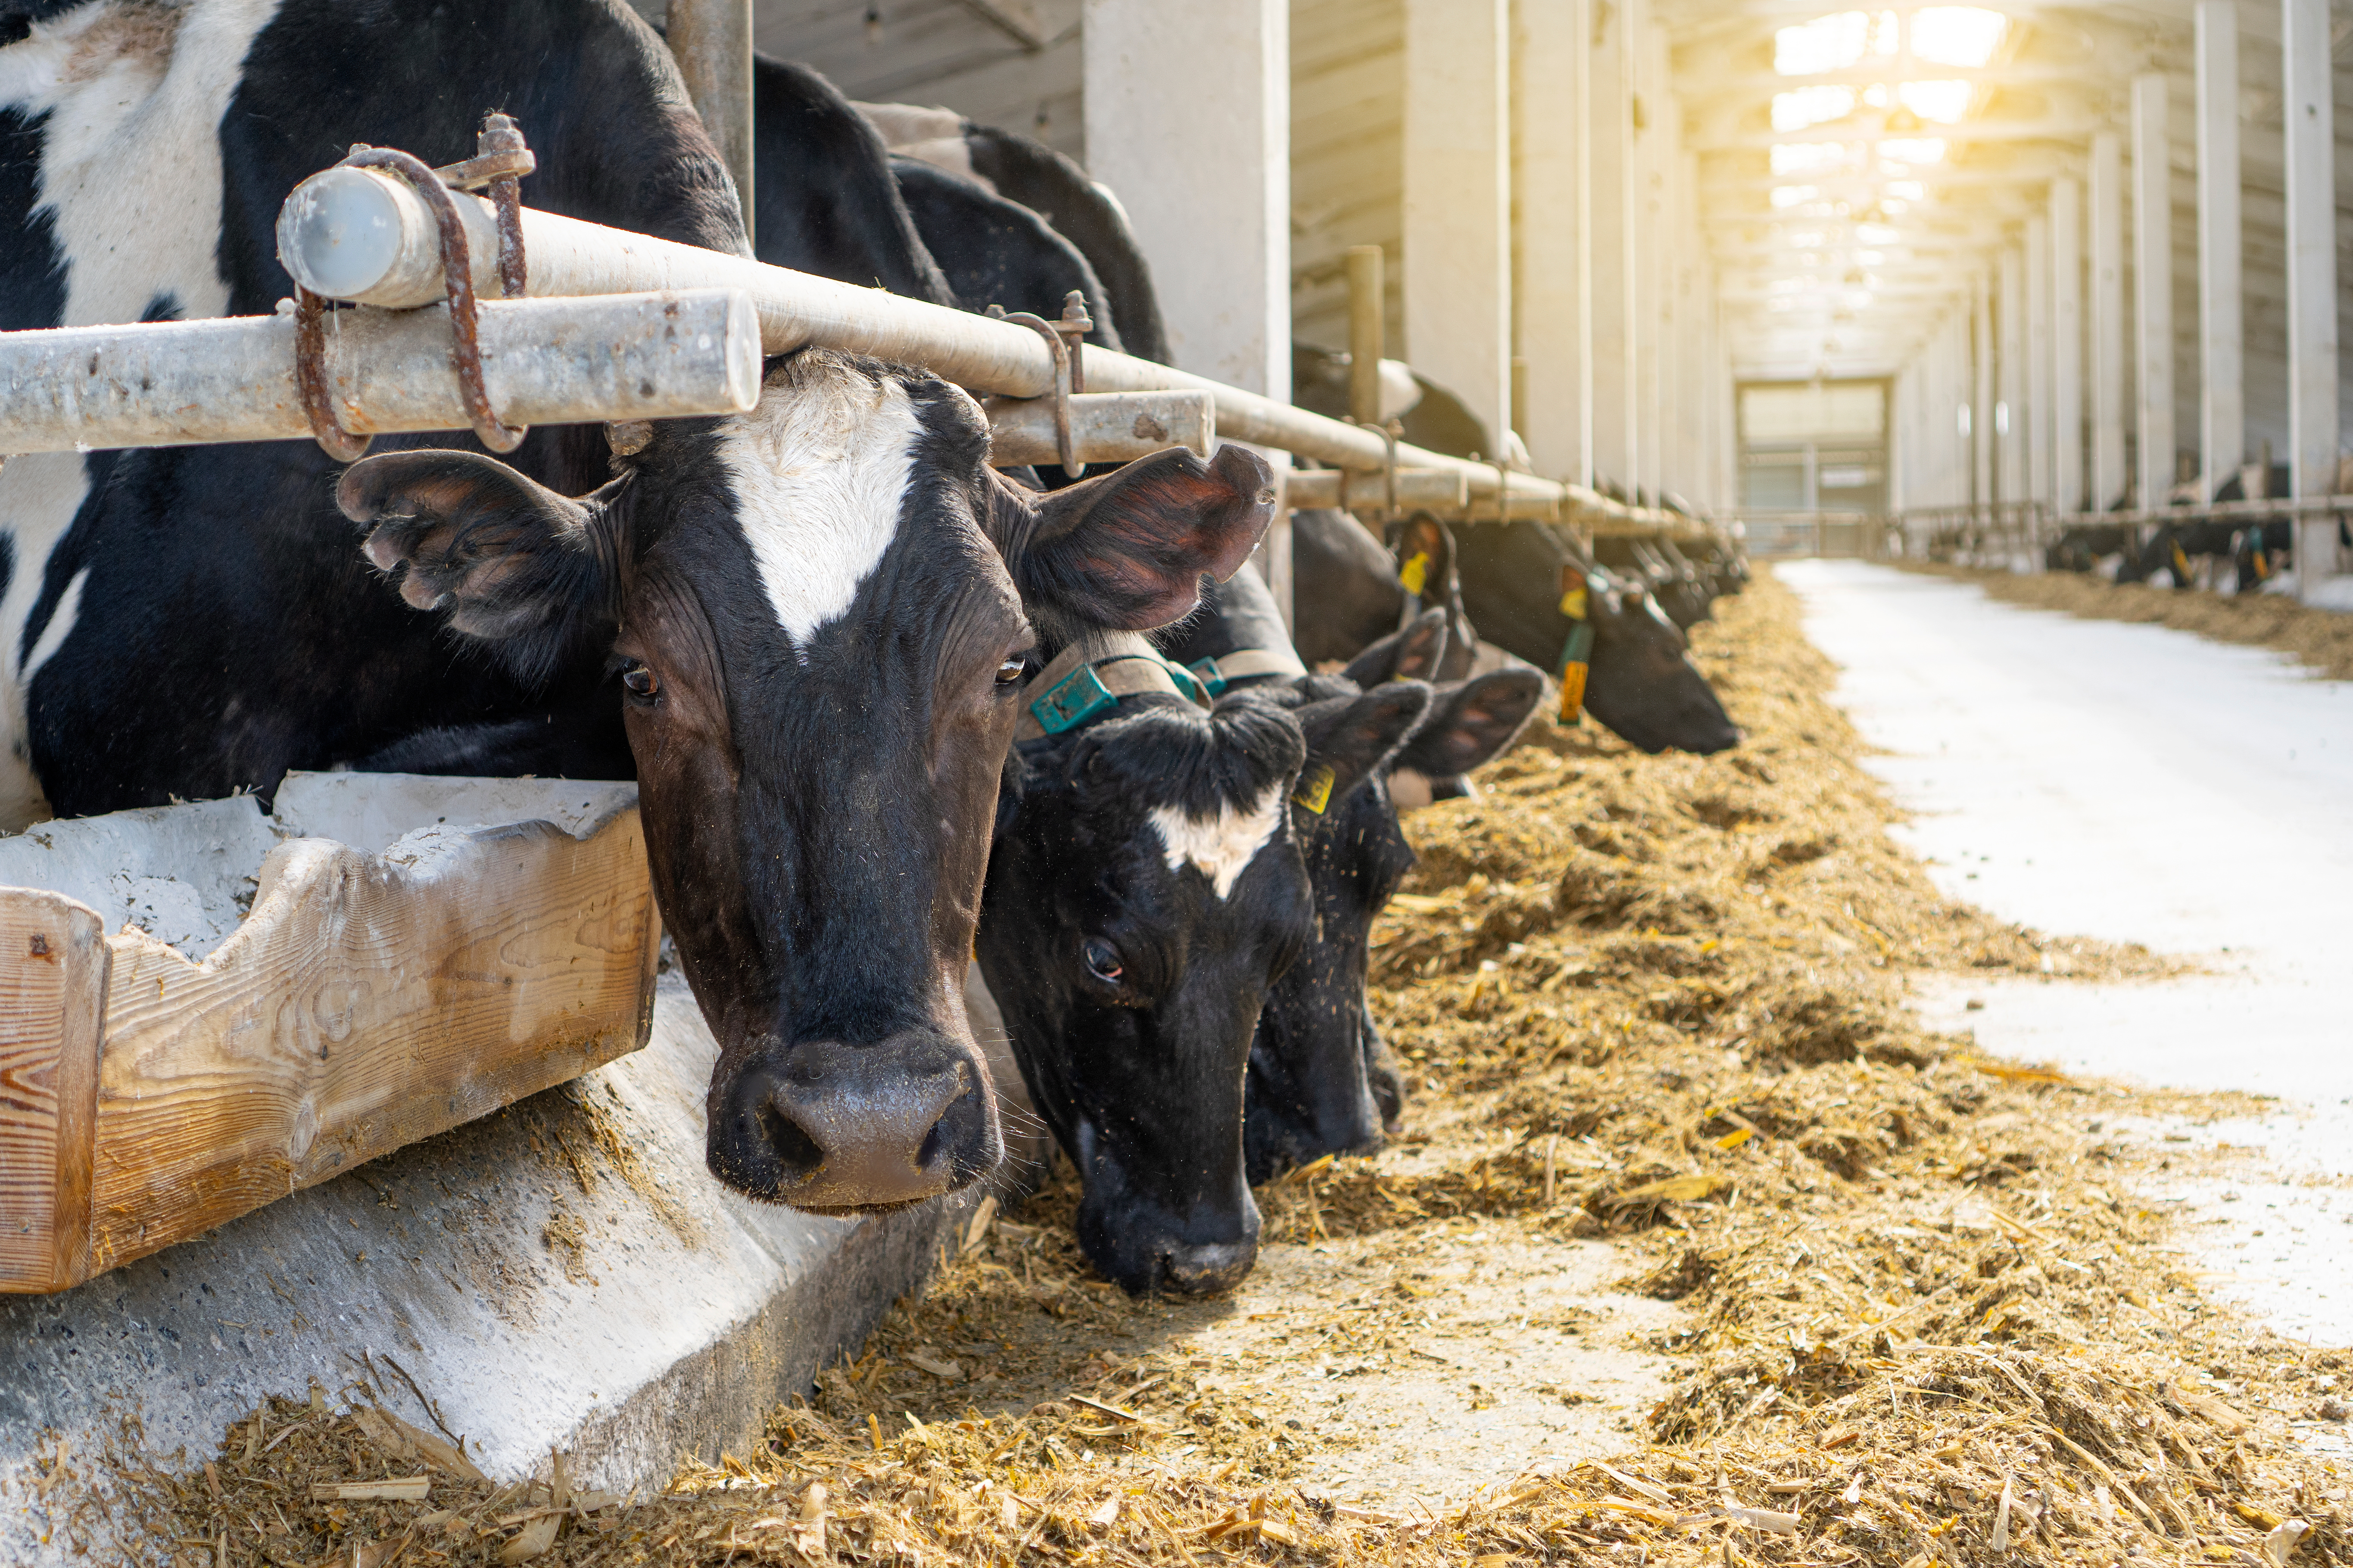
757 1100 825 1176
916 1120 947 1171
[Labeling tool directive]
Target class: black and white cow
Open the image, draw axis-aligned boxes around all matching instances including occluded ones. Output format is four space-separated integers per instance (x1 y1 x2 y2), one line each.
0 0 1271 1212
856 102 1171 366
1159 568 1541 1179
976 615 1428 1294
1290 509 1739 756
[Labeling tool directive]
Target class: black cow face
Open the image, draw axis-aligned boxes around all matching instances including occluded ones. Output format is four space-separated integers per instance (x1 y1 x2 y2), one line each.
338 350 1272 1216
979 685 1332 1296
1241 639 1542 1181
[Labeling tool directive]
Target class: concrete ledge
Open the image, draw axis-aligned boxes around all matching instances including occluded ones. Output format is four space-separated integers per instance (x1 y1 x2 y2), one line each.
2 969 975 1559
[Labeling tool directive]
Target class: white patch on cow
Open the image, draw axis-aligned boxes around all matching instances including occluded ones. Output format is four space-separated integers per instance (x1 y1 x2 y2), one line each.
720 360 923 650
1147 785 1285 900
22 566 87 686
0 0 284 829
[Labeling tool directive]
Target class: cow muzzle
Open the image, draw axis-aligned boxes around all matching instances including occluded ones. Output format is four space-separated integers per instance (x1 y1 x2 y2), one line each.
707 1030 1003 1211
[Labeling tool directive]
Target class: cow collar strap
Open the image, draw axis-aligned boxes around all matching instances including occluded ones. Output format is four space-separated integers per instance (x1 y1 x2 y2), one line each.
1185 646 1307 693
1015 638 1212 742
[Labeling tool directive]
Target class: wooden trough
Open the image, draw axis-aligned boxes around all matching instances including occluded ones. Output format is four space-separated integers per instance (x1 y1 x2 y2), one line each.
0 775 661 1294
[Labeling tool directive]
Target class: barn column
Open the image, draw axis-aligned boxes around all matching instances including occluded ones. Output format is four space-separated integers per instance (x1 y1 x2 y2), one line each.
2088 133 2126 512
1972 271 1994 511
1401 0 1511 455
2195 1 2243 504
2051 176 2085 513
2024 214 2053 521
2282 0 2340 594
2132 74 2175 515
1588 0 1638 493
1998 246 2026 510
1515 0 1587 481
1083 0 1291 615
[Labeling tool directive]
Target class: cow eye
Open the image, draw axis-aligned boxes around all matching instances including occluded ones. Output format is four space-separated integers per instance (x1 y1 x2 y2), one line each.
1081 938 1123 983
619 660 660 702
996 652 1032 686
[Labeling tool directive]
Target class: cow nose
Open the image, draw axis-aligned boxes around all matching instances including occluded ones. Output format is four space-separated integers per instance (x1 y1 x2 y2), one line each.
708 1030 1002 1211
1159 1237 1258 1296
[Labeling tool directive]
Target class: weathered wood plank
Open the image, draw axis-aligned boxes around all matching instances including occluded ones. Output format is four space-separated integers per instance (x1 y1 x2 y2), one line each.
79 809 658 1282
0 892 106 1292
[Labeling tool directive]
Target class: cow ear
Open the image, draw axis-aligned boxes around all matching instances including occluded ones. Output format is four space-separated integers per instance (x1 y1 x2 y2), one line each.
1295 681 1432 814
1390 512 1454 593
1393 669 1543 779
987 445 1275 632
1341 608 1449 687
337 449 625 677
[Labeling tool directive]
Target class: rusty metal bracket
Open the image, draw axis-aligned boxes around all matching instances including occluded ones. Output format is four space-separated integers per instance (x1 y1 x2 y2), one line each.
293 115 534 461
999 302 1085 479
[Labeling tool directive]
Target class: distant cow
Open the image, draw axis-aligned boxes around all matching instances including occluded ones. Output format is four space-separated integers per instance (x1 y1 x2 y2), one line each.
3 0 1268 1213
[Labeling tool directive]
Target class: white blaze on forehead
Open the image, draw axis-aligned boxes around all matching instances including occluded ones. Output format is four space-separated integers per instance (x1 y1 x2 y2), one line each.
1147 785 1286 900
720 365 924 650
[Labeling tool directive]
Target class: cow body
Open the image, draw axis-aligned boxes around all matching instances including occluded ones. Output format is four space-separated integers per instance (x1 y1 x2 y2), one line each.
0 0 1275 1212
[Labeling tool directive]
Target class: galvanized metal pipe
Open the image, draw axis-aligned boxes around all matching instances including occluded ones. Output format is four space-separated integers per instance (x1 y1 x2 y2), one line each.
0 290 759 454
274 174 1687 533
985 390 1214 468
667 0 756 241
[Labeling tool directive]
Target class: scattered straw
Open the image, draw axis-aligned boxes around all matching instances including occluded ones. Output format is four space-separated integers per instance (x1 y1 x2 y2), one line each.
75 568 2353 1566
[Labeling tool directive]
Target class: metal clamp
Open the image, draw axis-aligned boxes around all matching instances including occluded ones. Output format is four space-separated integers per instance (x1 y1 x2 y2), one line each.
294 113 534 462
1382 419 1402 523
998 292 1094 479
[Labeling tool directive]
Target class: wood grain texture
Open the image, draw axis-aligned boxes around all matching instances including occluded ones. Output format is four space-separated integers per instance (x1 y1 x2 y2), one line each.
0 892 106 1291
76 809 658 1283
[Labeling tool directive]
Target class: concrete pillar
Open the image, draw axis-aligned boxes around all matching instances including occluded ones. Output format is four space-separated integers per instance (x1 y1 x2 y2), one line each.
1403 0 1510 454
2132 75 2175 513
1972 273 1995 510
1998 246 2025 507
2051 177 2084 513
2196 1 2243 502
2283 0 2340 592
1083 0 1290 397
2089 133 2126 511
2025 215 2053 512
1515 0 1585 481
1632 19 1664 502
1587 0 1637 493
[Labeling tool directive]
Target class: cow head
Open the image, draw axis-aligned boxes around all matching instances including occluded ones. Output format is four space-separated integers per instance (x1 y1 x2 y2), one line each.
337 350 1271 1214
1240 622 1540 1181
1578 564 1739 755
978 667 1385 1296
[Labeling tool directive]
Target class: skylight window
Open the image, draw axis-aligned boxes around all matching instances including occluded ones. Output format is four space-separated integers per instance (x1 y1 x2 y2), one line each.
1911 7 2008 68
1773 11 1899 75
1855 223 1901 245
1773 84 1857 131
1898 79 1974 124
1879 138 1948 167
1771 142 1856 176
1884 180 1925 201
1771 184 1820 208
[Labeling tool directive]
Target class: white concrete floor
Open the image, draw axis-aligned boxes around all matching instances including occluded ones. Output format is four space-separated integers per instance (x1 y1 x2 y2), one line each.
1780 560 2353 1349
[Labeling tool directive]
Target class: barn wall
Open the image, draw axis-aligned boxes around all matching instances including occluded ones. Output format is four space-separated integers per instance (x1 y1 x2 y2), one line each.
1290 0 1403 356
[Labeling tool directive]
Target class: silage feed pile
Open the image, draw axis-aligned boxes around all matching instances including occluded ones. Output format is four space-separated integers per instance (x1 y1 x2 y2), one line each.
75 570 2353 1566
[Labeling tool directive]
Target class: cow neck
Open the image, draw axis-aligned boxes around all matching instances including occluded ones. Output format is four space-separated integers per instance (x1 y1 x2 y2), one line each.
1014 631 1209 742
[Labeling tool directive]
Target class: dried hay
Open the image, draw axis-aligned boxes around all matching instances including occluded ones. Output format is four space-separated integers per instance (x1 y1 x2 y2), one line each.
1912 562 2353 682
73 569 2353 1566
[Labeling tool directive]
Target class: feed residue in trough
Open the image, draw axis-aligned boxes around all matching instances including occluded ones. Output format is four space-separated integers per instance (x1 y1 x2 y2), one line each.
59 569 2353 1566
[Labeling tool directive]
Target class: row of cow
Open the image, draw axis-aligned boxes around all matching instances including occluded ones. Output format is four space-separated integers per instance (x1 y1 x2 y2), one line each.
0 0 1741 1297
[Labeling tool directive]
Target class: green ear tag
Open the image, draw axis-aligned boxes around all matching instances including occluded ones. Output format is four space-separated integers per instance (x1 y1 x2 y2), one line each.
1030 666 1118 734
1292 763 1336 815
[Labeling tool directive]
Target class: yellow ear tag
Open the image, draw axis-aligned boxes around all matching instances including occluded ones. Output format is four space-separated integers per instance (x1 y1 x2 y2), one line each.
1557 662 1589 724
1292 763 1336 814
1558 585 1589 620
1399 552 1430 597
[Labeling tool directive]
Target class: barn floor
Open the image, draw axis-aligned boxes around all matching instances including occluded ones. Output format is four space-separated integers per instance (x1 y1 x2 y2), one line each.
1785 560 2353 1347
77 569 2353 1565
